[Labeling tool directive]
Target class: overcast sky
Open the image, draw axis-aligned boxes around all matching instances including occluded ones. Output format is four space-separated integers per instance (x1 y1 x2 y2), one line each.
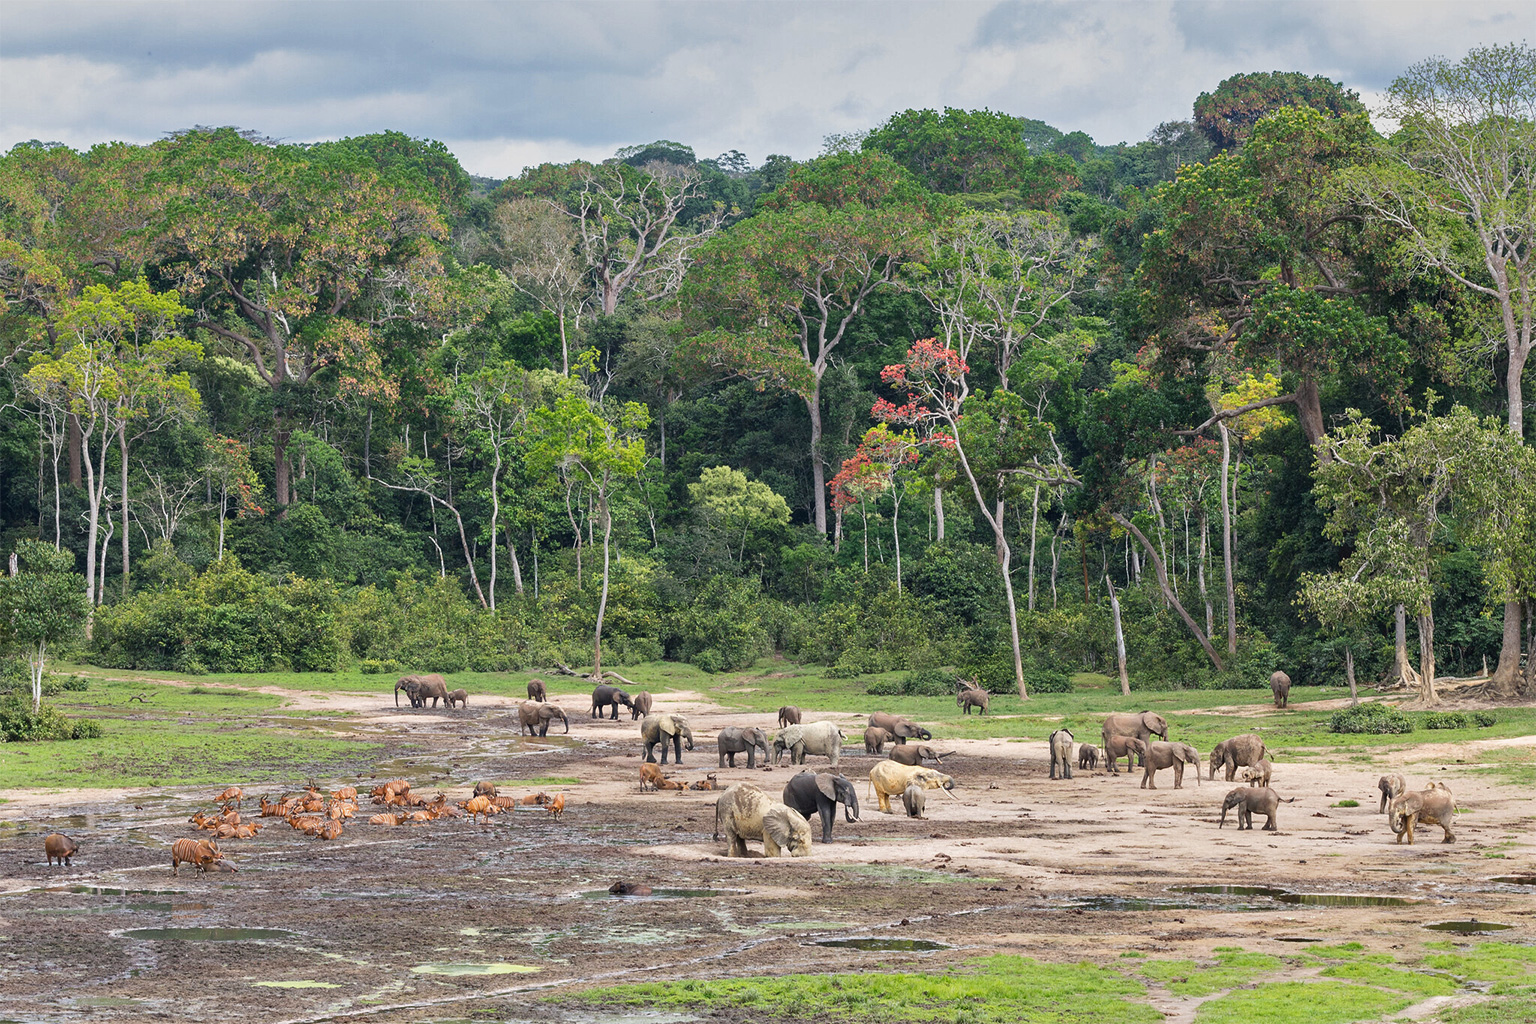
1 1 1528 179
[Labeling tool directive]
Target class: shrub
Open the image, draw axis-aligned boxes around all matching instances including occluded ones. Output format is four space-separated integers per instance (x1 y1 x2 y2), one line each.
359 659 401 675
61 675 90 692
902 668 955 697
865 679 906 697
1026 666 1074 694
1420 711 1470 730
672 576 769 672
0 695 100 742
1329 703 1414 734
1472 711 1497 727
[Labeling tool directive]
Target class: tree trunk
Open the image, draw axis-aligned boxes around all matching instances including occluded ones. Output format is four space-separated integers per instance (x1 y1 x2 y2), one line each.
1218 420 1237 655
1107 575 1130 696
1198 506 1213 638
1294 374 1327 455
1113 513 1226 672
1000 537 1027 699
1417 612 1438 705
1391 604 1421 688
1027 483 1040 612
934 485 945 542
507 534 524 595
119 422 130 598
217 483 227 559
1488 600 1523 696
593 489 612 676
1080 529 1091 605
273 421 292 509
1345 647 1357 705
892 492 903 592
68 414 81 487
807 386 827 535
487 458 501 611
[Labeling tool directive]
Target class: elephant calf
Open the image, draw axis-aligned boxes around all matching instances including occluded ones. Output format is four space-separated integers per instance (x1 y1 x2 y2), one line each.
717 726 770 769
887 744 948 767
1141 741 1200 790
1270 670 1292 708
1103 735 1147 774
446 688 468 709
1049 728 1074 780
956 688 989 715
1219 786 1293 830
864 726 894 755
1241 759 1273 787
1377 773 1406 814
902 783 926 818
1389 787 1455 845
1077 744 1099 771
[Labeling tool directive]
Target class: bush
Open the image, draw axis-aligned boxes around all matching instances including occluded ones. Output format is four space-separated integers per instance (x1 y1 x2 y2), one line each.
0 695 100 742
1329 703 1414 734
359 659 401 675
865 678 906 697
902 668 955 696
61 675 90 692
1420 711 1471 730
1472 711 1497 727
672 576 769 672
1026 666 1074 694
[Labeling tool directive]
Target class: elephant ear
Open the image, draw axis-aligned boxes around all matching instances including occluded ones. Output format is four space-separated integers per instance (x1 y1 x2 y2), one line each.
814 773 838 801
659 714 676 736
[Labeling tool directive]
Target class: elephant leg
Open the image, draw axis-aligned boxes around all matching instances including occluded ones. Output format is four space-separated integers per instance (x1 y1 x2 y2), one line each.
763 833 781 857
728 834 747 857
1441 823 1455 843
877 791 891 813
1173 764 1182 789
746 751 755 769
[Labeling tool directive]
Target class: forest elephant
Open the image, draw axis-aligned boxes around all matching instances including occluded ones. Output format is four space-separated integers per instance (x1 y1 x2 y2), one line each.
902 784 926 818
445 689 468 709
717 726 771 769
397 673 449 708
591 684 633 719
526 678 547 701
1219 786 1293 830
773 722 846 768
868 712 931 743
1103 735 1148 774
957 688 990 715
1389 787 1456 845
1100 712 1169 766
778 706 803 728
714 784 813 857
1270 671 1292 708
1049 728 1074 780
517 702 570 736
781 771 860 843
630 691 654 720
1209 734 1268 781
641 713 693 764
1377 773 1406 814
1240 759 1273 787
1078 744 1099 771
1141 741 1201 789
864 726 894 754
394 676 422 707
888 744 950 767
869 761 954 814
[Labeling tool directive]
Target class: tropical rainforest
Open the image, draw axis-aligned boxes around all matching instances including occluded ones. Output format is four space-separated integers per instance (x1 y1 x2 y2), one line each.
1 48 1532 708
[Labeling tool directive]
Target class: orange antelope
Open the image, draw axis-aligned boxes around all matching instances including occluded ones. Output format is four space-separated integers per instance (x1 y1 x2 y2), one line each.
547 793 566 819
318 820 344 840
640 764 684 792
521 792 550 806
405 810 433 824
368 812 403 826
473 781 497 798
216 787 243 806
459 795 497 823
233 823 261 839
171 838 229 876
259 796 296 817
332 786 358 802
491 795 521 812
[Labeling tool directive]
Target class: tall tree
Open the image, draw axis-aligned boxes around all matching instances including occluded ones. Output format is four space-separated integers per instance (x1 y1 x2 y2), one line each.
1346 43 1536 695
485 198 587 373
1194 71 1367 151
0 540 88 712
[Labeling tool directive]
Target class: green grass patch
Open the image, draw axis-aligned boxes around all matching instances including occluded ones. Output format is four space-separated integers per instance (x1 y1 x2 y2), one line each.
1194 981 1410 1024
1422 942 1536 983
1318 963 1457 997
1439 990 1536 1024
1135 950 1284 996
1332 799 1360 807
557 954 1159 1024
502 777 579 788
1302 943 1394 963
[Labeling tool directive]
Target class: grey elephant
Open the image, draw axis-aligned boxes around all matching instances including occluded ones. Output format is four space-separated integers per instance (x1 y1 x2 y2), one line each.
591 684 633 719
1209 734 1269 781
902 783 926 818
867 712 931 743
517 701 569 736
1219 786 1293 830
1103 735 1147 774
717 726 770 769
1389 786 1456 844
956 688 989 715
1377 773 1406 814
781 771 860 843
1270 670 1292 709
640 713 693 764
1141 741 1201 789
773 722 846 767
864 726 894 754
630 691 654 720
778 706 802 728
714 784 813 857
887 744 949 767
1078 744 1099 770
397 673 449 708
1049 728 1074 779
394 676 422 707
445 688 468 709
526 678 547 701
1100 711 1168 766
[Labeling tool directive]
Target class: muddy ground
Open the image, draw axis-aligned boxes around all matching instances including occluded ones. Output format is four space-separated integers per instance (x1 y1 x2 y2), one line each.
1 685 1532 1024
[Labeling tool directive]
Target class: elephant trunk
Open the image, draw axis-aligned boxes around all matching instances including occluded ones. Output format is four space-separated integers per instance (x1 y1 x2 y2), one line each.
558 710 569 734
395 684 401 707
843 789 860 822
1389 810 1407 835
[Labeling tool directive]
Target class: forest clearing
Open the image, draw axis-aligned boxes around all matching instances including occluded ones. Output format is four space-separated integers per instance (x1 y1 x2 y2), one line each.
0 664 1531 1023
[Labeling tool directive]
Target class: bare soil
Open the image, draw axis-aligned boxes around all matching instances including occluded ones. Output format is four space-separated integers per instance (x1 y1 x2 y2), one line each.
1 688 1532 1024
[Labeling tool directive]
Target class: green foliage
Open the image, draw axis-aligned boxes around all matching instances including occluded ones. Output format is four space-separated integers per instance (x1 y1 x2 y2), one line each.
866 668 955 697
343 575 534 673
1329 703 1415 734
670 575 769 672
0 693 100 741
358 659 401 675
1193 71 1366 150
1472 711 1498 727
1191 981 1408 1024
1421 711 1471 729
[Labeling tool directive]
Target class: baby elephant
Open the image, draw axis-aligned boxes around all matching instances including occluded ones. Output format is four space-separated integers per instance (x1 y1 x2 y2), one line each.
445 688 468 709
1077 744 1099 771
902 783 926 818
1377 773 1406 814
864 726 894 755
1240 759 1273 787
1219 786 1293 830
1141 741 1200 790
1389 787 1456 845
1103 735 1147 774
888 744 948 767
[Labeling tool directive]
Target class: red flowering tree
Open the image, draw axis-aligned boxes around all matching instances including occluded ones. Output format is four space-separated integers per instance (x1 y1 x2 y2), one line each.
877 339 1075 698
829 424 926 587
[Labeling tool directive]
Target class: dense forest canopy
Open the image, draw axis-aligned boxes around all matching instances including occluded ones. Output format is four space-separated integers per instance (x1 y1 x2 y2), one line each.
2 45 1532 707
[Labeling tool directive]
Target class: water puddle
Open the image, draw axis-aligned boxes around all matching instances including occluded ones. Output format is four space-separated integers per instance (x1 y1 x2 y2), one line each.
1490 876 1536 886
1171 885 1289 898
813 938 949 951
410 962 541 976
1275 937 1322 943
121 927 294 941
1275 893 1422 907
1424 920 1514 933
1072 897 1206 912
126 902 210 913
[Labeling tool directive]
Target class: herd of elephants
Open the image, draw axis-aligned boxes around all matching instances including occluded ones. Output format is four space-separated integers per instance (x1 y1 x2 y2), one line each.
392 671 1456 859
